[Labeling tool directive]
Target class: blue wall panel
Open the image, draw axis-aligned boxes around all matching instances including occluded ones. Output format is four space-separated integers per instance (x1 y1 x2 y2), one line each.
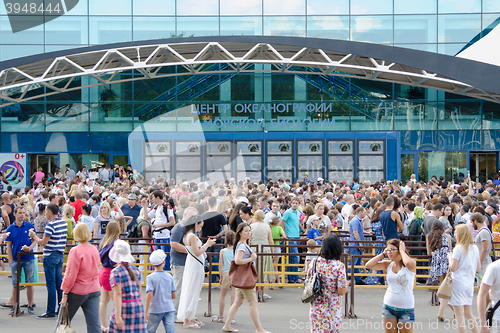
401 131 438 150
46 132 88 152
90 132 129 152
387 138 398 181
438 131 481 151
1 133 45 152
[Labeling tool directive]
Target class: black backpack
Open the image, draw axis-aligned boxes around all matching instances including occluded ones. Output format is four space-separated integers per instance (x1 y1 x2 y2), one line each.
408 217 424 237
127 223 140 243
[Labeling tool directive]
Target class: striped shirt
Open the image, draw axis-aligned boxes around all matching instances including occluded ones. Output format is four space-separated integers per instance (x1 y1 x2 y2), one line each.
43 218 68 257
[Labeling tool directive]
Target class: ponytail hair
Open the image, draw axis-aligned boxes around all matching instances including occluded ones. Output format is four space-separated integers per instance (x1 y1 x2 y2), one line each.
122 262 137 282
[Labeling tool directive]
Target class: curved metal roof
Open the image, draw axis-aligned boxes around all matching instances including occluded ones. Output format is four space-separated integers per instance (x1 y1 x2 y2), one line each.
0 36 499 106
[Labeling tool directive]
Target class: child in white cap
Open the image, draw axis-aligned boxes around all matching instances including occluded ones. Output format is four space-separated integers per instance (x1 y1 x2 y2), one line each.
145 249 176 333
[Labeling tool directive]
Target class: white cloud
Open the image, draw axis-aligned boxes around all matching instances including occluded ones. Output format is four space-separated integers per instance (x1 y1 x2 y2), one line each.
354 17 383 32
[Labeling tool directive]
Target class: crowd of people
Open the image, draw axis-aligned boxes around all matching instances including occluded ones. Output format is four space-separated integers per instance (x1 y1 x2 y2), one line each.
1 166 500 332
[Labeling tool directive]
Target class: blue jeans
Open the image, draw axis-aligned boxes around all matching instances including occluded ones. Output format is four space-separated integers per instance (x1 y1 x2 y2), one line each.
147 311 175 333
382 304 415 323
349 248 363 283
43 252 63 315
207 245 221 283
11 259 35 286
67 291 101 333
154 238 171 271
287 239 299 283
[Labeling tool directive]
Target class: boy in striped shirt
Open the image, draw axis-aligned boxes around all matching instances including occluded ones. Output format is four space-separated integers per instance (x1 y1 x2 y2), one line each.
29 203 67 319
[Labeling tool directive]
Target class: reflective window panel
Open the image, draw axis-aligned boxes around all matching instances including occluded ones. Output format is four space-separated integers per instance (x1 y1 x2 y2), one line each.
394 0 436 14
394 15 437 44
351 0 393 15
307 16 349 40
264 16 306 37
177 0 218 16
264 0 305 15
89 17 133 44
350 15 393 44
438 14 481 43
133 0 175 15
177 17 219 36
90 0 131 15
307 0 349 15
220 0 262 15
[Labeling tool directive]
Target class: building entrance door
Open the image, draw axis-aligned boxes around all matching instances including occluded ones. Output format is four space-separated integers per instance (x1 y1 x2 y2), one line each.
29 154 58 180
470 152 497 183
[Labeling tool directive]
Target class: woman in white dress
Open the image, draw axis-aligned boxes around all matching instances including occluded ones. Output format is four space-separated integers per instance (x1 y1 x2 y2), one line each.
447 224 480 333
177 215 216 329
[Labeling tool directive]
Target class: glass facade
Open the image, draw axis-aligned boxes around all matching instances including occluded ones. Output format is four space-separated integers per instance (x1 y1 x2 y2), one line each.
0 0 498 60
0 0 499 183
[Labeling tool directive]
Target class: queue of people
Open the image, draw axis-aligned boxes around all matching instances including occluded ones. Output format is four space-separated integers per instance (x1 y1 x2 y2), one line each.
2 168 500 332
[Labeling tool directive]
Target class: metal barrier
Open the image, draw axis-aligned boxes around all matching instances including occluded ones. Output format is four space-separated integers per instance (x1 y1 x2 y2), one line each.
5 236 499 319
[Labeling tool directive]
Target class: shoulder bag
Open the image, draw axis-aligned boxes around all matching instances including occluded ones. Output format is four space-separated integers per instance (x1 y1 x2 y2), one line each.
483 227 497 262
486 299 500 327
229 244 258 289
437 268 453 299
301 258 323 303
55 305 76 333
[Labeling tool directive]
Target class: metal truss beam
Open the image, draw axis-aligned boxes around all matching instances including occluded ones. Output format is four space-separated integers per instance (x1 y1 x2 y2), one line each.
0 40 499 107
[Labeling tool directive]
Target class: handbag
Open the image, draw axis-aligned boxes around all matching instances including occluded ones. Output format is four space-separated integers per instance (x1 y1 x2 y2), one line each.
486 299 500 328
228 244 258 289
437 268 453 299
301 258 322 303
55 305 76 333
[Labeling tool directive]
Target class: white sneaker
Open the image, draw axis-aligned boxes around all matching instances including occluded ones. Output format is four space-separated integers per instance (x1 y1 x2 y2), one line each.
263 294 272 299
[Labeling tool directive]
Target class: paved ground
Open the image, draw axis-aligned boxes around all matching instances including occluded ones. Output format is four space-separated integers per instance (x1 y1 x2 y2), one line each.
0 269 479 332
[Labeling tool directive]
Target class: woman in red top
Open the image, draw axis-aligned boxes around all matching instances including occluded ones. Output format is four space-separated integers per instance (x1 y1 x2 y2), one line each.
60 223 101 332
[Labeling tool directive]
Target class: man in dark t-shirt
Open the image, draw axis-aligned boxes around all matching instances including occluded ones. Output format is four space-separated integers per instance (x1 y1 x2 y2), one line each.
201 197 228 284
422 203 443 236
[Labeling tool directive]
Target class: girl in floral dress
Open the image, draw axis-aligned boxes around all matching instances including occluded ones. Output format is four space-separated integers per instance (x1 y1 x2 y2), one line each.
309 234 348 333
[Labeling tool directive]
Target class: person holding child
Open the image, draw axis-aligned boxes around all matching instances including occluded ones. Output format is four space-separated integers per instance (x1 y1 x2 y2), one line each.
145 250 176 333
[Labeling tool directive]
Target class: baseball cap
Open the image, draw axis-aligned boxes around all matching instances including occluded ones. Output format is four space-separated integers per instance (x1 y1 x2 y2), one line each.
317 177 324 182
127 193 137 200
149 250 166 266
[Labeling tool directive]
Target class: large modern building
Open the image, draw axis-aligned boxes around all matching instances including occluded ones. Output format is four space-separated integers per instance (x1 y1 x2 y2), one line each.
1 0 500 185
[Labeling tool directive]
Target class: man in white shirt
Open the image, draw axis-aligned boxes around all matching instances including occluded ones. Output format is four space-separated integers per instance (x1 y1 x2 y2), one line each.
52 182 67 198
264 201 282 224
148 190 175 271
34 191 50 215
99 166 110 183
478 260 500 332
341 194 355 230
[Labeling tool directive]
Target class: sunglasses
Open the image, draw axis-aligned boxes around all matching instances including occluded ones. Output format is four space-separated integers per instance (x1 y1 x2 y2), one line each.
384 248 398 253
